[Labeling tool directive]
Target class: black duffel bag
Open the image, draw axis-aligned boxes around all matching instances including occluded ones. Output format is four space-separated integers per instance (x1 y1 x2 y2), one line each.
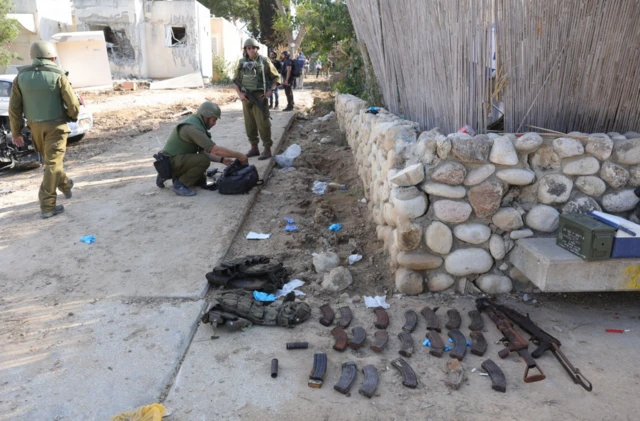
216 159 262 194
153 152 172 179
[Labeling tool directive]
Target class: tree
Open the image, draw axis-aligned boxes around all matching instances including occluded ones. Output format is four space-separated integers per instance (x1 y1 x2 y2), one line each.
259 0 283 47
273 0 307 54
0 0 19 67
200 0 261 39
296 0 353 59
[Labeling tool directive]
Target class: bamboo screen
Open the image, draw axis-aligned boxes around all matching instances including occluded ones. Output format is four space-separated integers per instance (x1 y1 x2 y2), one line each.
347 0 640 134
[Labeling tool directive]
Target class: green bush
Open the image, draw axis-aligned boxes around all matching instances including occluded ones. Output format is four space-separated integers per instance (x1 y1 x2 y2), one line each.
212 56 231 84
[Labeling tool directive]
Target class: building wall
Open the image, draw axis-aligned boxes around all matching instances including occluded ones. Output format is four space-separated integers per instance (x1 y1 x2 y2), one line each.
56 36 112 88
210 17 268 79
195 1 212 78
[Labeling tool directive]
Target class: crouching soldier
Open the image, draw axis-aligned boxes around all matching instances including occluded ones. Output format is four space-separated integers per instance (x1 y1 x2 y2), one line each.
157 101 248 196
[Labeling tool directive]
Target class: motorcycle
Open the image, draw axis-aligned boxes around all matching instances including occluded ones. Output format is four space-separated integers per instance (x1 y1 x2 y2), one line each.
0 118 41 171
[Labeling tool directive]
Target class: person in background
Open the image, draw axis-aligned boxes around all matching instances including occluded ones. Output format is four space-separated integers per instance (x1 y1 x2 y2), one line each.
315 59 323 78
268 50 281 110
295 51 306 89
279 51 295 112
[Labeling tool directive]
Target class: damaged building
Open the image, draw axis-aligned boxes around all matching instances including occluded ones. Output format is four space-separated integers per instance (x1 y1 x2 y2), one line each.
72 0 212 80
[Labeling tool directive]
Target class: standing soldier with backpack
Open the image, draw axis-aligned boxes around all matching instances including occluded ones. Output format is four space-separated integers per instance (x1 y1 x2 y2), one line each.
280 51 295 112
234 38 280 160
9 41 80 219
295 51 306 89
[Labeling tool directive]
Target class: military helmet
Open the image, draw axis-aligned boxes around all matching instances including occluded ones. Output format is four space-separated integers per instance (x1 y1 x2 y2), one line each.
281 50 290 58
243 38 260 49
198 101 221 119
30 41 58 59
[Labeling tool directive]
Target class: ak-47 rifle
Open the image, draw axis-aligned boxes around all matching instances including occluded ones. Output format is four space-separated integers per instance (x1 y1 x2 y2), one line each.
478 298 592 392
476 298 546 384
233 79 272 120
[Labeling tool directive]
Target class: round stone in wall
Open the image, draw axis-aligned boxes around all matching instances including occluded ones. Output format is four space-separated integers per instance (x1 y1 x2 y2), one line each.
489 234 506 260
395 267 424 295
397 251 443 270
464 164 495 186
600 161 630 189
614 139 640 165
437 136 452 159
491 207 524 231
431 161 467 185
562 156 600 176
514 132 543 153
394 219 423 251
552 137 584 158
574 176 606 196
495 169 536 185
444 248 493 276
453 223 492 244
391 186 429 219
537 174 573 204
427 273 455 292
468 180 505 218
531 144 561 172
629 166 640 187
476 274 513 294
426 221 453 254
432 200 473 223
510 229 534 239
525 204 560 232
450 135 493 163
421 182 466 199
390 163 425 186
586 134 613 160
489 136 519 165
602 190 640 212
561 197 602 214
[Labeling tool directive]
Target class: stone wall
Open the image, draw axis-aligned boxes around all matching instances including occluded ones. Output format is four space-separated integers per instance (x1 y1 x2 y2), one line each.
335 94 640 295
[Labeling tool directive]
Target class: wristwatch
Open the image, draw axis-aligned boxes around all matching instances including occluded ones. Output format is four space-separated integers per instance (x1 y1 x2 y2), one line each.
219 156 224 163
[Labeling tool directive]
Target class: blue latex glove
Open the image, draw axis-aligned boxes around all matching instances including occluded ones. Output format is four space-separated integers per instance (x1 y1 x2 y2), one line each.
448 338 473 347
80 235 95 244
284 217 295 224
253 291 276 302
423 337 452 352
284 225 298 232
328 223 342 231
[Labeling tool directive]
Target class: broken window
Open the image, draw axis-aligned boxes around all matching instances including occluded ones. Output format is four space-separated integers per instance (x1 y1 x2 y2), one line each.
166 26 187 47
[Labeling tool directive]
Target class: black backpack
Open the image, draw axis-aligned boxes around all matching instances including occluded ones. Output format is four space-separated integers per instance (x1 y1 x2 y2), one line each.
216 160 261 194
292 58 305 77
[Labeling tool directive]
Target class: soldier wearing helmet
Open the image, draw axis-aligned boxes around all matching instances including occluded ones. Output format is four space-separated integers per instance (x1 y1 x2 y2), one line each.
234 38 281 160
158 101 248 196
9 41 81 218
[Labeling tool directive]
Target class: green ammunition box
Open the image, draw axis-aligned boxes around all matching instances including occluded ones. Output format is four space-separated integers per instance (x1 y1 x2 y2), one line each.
556 213 615 261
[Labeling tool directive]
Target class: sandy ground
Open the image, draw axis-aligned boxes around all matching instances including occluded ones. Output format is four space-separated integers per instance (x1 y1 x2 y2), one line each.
1 79 639 420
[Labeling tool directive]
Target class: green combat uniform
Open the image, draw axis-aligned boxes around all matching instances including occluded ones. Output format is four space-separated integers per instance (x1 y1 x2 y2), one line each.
161 114 215 187
9 58 80 213
235 55 280 148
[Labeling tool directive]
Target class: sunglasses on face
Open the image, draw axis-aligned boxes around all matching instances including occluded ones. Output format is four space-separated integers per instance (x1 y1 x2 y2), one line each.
247 46 258 50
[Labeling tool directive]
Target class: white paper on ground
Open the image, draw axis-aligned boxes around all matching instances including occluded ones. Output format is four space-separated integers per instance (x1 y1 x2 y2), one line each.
246 232 272 240
275 279 306 298
348 254 363 265
364 295 390 309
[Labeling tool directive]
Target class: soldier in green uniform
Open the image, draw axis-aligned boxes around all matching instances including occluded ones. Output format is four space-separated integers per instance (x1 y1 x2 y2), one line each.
159 101 248 196
9 41 80 218
234 38 280 160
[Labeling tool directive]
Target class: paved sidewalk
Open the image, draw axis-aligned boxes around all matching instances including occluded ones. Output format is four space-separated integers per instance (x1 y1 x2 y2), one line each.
0 93 312 421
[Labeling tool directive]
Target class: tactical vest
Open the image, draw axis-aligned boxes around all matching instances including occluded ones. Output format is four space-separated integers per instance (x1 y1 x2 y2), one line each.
211 290 311 327
238 55 267 92
17 59 67 122
162 114 211 157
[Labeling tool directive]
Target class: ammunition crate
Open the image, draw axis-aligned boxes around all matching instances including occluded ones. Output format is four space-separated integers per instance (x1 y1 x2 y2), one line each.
556 213 615 261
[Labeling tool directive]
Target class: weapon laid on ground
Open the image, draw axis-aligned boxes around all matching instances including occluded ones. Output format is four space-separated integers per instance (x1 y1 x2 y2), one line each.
470 331 488 356
468 310 484 331
391 358 418 388
233 79 272 120
349 326 367 349
319 304 335 326
421 306 441 332
481 359 506 393
337 305 353 328
402 310 418 332
374 307 389 329
286 342 308 350
334 361 357 394
476 298 545 384
370 330 389 353
446 309 461 330
309 353 327 388
426 331 445 357
398 332 415 358
359 365 379 398
331 326 348 352
478 298 592 391
271 359 279 378
448 329 468 361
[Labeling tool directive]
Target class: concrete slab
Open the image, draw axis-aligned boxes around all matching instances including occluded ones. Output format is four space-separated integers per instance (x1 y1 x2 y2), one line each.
164 295 640 421
0 97 310 300
0 297 205 421
150 73 205 90
510 238 640 292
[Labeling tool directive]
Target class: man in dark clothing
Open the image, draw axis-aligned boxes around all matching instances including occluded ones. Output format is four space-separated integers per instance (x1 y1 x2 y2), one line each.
280 51 294 112
268 50 281 109
159 101 247 197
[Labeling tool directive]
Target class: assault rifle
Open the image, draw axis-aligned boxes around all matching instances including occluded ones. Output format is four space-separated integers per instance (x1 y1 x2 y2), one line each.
477 298 593 392
233 79 272 120
476 298 546 384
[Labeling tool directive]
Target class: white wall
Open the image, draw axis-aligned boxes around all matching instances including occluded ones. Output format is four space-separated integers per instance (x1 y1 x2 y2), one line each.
196 1 212 78
210 17 268 79
55 33 113 88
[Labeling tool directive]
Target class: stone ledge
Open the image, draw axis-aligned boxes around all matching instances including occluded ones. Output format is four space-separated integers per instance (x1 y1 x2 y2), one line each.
509 238 640 292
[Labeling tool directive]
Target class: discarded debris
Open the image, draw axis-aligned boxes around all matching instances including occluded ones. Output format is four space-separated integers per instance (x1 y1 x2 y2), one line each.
284 225 298 232
328 223 342 231
348 254 363 265
149 72 204 90
0 189 13 195
444 358 466 390
246 232 271 240
274 144 301 168
275 279 305 298
110 403 165 421
605 329 630 333
317 111 336 122
312 181 328 195
364 296 390 309
79 235 95 244
253 291 276 302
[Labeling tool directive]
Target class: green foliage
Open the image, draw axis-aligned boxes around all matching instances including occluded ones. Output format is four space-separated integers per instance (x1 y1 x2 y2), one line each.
201 0 260 38
212 55 231 84
0 0 19 67
297 0 353 59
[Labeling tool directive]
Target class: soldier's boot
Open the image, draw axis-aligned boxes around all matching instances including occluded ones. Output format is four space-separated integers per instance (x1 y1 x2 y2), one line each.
63 179 74 199
258 147 272 160
172 178 196 196
41 205 65 219
283 105 294 112
274 100 279 109
247 144 260 158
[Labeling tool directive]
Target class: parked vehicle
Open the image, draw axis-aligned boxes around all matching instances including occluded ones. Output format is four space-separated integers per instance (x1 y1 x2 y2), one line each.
0 74 93 170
